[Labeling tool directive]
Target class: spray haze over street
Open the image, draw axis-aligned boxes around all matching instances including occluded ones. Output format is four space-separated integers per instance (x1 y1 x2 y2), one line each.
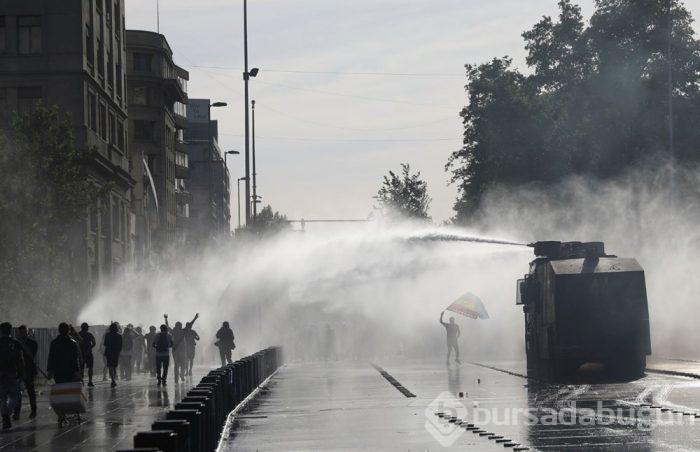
2 0 700 451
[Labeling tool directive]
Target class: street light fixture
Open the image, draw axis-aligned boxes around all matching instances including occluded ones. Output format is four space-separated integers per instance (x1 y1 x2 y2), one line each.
224 150 240 165
243 1 260 227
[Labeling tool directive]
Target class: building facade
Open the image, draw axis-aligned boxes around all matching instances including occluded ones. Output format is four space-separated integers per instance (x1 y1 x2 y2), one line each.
0 0 134 301
125 30 189 265
185 99 231 244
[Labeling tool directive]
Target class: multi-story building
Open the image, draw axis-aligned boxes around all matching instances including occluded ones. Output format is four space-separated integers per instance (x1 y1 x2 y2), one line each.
0 0 134 300
185 99 231 244
125 30 189 264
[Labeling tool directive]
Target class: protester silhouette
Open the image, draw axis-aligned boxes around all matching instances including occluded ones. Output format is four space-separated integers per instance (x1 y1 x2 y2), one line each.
103 323 122 388
0 322 24 430
165 313 198 382
120 324 135 380
78 323 96 387
215 321 235 366
440 311 461 365
153 324 173 386
184 322 200 376
47 323 81 425
145 326 157 377
13 325 37 420
133 326 145 374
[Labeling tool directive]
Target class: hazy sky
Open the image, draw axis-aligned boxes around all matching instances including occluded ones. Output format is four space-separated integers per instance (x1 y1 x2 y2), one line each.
125 0 700 225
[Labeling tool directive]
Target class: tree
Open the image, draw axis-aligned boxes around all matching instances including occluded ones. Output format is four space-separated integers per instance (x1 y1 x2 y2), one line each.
447 0 700 223
253 205 291 236
375 163 431 221
0 105 104 321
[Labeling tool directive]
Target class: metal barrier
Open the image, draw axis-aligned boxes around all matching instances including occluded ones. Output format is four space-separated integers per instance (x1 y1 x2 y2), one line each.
117 346 283 452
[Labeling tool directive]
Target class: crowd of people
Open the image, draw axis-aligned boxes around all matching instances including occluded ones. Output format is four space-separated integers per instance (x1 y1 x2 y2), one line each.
0 315 237 431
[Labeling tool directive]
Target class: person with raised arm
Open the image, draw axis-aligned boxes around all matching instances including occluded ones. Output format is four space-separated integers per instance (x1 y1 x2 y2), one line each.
440 311 461 365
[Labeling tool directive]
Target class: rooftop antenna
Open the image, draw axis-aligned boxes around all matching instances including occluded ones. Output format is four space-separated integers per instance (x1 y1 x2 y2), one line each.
156 0 160 34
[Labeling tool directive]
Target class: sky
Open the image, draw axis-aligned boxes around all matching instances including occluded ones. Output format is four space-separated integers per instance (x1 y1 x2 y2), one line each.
125 0 700 225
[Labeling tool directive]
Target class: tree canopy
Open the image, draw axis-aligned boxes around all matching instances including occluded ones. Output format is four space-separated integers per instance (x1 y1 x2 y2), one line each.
375 163 431 221
0 106 103 321
447 0 700 223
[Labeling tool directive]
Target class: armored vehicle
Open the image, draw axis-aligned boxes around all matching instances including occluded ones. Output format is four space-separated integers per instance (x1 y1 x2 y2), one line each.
517 241 651 379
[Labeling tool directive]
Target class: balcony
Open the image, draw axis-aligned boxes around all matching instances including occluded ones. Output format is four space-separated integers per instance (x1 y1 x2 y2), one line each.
175 164 189 179
176 188 192 203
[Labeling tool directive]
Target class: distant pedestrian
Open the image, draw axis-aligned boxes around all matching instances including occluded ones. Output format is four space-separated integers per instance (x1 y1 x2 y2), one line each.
153 324 173 386
120 324 135 380
0 322 24 431
78 323 96 387
215 321 235 366
144 326 157 376
184 322 200 376
47 323 81 426
13 325 38 420
133 327 145 374
103 323 122 388
439 311 461 365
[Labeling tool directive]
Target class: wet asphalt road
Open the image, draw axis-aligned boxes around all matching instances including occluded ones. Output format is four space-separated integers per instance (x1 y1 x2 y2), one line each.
224 358 700 451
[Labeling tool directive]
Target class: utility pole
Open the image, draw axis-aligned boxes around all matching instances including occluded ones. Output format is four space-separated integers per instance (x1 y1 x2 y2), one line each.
252 99 258 223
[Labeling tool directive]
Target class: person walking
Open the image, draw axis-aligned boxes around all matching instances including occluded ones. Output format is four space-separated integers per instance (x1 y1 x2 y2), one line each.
120 325 135 380
103 323 122 388
133 327 145 374
0 322 24 431
184 322 200 376
47 323 81 426
215 321 235 366
78 323 96 387
153 325 173 386
13 325 37 420
144 326 157 376
439 312 461 365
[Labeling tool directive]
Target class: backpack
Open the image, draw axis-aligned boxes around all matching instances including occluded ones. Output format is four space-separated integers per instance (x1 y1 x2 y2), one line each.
0 338 20 373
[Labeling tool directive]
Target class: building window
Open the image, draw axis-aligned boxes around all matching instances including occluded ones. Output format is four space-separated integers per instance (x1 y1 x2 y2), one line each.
97 35 104 78
133 53 152 72
107 49 114 87
87 91 97 131
0 17 7 54
131 86 149 105
85 24 94 65
109 111 116 145
17 86 42 115
112 198 120 241
98 103 107 139
18 16 42 55
134 120 155 141
117 120 125 150
114 1 121 37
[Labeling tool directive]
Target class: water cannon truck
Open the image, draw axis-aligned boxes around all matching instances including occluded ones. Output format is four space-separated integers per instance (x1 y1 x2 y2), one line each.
517 241 651 379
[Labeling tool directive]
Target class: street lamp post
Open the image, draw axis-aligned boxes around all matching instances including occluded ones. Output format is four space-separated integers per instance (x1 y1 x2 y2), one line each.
251 99 258 223
224 150 239 166
237 177 247 230
243 0 259 226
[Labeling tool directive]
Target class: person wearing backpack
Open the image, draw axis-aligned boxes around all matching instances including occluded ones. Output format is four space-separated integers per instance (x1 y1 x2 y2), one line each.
153 324 173 386
0 322 24 431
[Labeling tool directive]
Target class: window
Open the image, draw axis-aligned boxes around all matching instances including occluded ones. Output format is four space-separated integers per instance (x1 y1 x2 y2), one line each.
147 155 157 176
97 34 104 77
134 120 154 141
18 16 42 55
107 46 113 87
114 1 121 37
98 102 107 139
174 101 186 117
0 17 6 54
133 53 152 72
109 111 116 145
0 88 7 125
117 120 125 150
85 24 94 64
87 91 97 131
131 86 149 105
17 86 42 115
